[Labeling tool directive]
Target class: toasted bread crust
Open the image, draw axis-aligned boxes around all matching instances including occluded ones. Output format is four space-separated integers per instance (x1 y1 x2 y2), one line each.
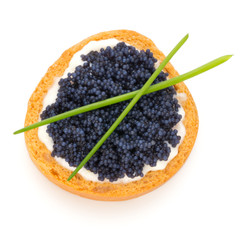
24 30 199 201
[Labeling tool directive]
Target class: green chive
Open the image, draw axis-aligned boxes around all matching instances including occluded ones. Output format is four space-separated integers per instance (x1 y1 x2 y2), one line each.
67 34 189 181
13 54 232 135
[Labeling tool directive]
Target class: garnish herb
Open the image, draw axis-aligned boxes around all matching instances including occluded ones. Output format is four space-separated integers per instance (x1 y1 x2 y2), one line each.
67 34 189 181
13 34 232 182
13 56 231 135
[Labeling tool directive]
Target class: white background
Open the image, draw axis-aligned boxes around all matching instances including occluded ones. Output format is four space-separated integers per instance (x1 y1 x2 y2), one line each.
1 0 240 239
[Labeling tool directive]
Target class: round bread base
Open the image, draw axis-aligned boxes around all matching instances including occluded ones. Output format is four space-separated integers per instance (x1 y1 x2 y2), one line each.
24 30 199 201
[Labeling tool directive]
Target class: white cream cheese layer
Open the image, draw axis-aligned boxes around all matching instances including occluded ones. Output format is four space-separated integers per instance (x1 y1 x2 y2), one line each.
38 39 186 184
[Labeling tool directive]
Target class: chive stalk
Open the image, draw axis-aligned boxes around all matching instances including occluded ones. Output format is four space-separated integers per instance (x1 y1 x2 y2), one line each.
13 54 232 135
67 34 189 181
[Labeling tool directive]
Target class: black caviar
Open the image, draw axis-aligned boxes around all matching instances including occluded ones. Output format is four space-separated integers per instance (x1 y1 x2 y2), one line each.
41 42 182 182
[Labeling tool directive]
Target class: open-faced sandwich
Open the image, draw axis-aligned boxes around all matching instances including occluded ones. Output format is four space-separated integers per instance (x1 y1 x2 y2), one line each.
24 30 199 200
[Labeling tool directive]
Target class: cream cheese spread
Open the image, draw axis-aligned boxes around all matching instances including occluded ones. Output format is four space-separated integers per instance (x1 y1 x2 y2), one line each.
38 39 186 184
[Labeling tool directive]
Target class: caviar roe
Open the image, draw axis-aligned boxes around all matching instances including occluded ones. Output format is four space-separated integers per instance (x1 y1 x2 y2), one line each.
41 42 182 182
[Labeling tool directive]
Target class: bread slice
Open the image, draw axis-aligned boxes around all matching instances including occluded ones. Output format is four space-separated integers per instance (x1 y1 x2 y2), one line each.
24 30 199 201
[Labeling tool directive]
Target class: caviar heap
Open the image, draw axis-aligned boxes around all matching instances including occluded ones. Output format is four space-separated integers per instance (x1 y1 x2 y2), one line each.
41 42 182 182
